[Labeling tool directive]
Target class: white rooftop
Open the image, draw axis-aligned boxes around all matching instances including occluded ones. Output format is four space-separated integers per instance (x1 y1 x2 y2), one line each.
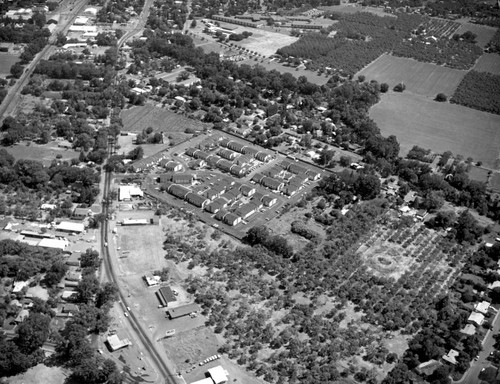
468 311 485 326
119 185 143 201
190 379 214 384
56 221 85 233
475 301 490 314
208 366 228 384
38 238 67 250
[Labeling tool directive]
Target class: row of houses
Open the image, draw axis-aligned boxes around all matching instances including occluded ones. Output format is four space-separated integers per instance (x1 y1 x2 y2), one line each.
131 151 169 172
185 149 250 178
218 139 273 162
250 160 321 195
162 179 278 225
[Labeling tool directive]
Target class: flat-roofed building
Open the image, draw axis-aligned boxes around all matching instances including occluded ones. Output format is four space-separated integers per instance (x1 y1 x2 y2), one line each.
208 366 229 384
107 335 131 351
56 221 85 233
156 286 177 307
119 185 144 201
166 303 201 319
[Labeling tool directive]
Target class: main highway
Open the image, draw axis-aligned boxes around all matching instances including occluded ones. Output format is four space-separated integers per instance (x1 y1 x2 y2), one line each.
100 139 181 384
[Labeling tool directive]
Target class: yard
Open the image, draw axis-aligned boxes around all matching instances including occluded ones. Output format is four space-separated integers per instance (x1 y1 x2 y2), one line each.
356 54 467 97
473 53 500 75
370 92 500 169
4 141 80 166
121 105 208 134
0 52 18 76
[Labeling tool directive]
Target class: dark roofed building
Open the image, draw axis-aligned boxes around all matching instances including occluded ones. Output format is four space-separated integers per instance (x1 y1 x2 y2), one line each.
255 151 272 162
194 150 210 160
217 159 234 172
306 169 321 180
218 148 238 160
157 286 177 307
219 138 231 147
261 177 284 191
215 209 229 221
206 155 221 167
169 184 190 199
185 148 200 157
264 166 284 178
185 192 209 208
223 213 241 226
235 203 258 219
166 303 201 319
205 201 223 214
241 147 259 156
240 185 255 196
251 173 265 183
230 165 246 178
284 183 301 196
171 173 193 185
262 195 277 207
288 163 308 175
227 141 247 153
280 160 293 169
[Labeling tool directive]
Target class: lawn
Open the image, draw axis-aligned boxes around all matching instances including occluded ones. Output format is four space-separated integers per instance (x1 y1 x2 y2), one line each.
453 22 497 48
356 54 466 97
4 142 80 166
121 105 208 133
0 53 18 76
468 165 490 183
230 29 299 57
473 53 500 75
370 92 500 169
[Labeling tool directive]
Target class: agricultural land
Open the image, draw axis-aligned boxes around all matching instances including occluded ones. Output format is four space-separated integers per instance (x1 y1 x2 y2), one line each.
0 1 500 384
356 54 466 97
370 92 500 167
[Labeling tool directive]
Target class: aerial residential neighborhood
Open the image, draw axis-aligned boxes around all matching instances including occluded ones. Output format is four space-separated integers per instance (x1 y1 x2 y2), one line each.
0 0 499 383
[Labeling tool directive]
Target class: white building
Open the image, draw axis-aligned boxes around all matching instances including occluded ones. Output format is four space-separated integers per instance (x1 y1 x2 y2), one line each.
56 221 85 233
38 238 68 250
474 301 491 315
118 185 144 201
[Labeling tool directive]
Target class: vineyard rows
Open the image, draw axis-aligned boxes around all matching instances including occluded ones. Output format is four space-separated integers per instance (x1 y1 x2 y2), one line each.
421 18 461 39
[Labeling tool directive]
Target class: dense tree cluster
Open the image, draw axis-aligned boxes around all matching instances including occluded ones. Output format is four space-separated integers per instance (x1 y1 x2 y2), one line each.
0 21 50 64
96 0 144 23
0 239 64 281
316 169 382 203
451 70 500 115
290 220 320 241
244 225 294 258
277 12 481 74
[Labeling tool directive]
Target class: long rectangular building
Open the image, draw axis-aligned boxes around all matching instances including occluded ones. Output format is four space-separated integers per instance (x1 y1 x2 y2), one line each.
166 303 201 319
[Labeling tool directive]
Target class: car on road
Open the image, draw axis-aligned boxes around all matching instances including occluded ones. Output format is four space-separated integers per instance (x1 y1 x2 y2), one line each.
124 312 129 317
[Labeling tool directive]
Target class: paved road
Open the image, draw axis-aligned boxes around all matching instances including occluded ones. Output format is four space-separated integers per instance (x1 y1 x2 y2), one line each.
0 0 89 124
117 0 155 48
454 308 500 383
101 141 181 384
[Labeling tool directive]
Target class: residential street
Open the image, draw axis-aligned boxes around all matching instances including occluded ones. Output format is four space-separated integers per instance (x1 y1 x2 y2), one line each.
454 308 500 383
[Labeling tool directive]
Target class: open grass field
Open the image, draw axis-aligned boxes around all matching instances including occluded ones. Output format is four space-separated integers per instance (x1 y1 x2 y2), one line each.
489 172 500 193
370 93 500 169
0 52 18 76
4 142 80 166
121 105 208 133
319 4 397 17
190 33 330 85
453 22 497 48
356 54 467 97
468 165 490 183
474 53 500 75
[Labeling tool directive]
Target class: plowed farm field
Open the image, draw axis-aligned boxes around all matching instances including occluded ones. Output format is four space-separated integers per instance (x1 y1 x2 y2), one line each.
370 92 500 169
356 54 466 97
